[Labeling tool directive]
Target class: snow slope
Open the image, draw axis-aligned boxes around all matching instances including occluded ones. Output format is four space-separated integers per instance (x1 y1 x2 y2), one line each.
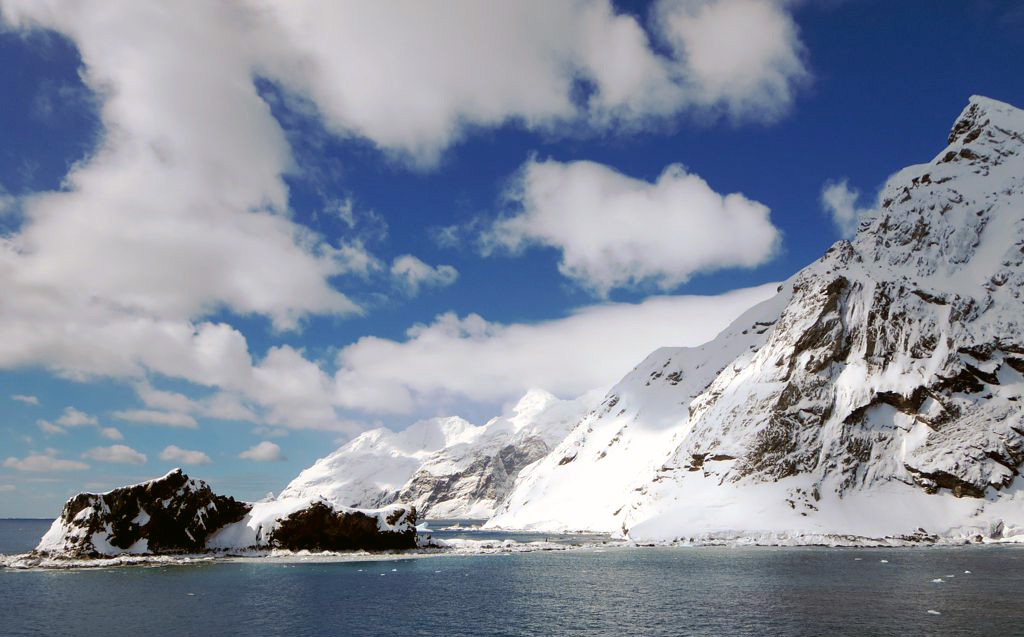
279 389 600 518
489 96 1024 544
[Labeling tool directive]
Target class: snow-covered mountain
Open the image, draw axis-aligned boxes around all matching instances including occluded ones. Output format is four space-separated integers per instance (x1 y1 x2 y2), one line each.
279 389 599 518
489 96 1024 544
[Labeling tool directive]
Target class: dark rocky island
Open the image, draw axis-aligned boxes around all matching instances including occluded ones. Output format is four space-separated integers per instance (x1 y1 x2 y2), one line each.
32 469 418 560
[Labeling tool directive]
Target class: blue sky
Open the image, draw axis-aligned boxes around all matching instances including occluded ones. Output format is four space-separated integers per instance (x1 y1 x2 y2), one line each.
1 0 1023 516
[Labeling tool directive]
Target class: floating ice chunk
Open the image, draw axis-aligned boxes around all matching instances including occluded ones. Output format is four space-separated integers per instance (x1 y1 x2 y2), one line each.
187 593 195 596
854 558 862 561
880 559 889 563
945 574 955 578
931 578 944 583
964 570 972 574
927 610 941 616
391 568 397 572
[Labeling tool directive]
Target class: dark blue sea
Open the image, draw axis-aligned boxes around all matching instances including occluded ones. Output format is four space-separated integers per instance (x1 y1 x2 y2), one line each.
2 519 1023 636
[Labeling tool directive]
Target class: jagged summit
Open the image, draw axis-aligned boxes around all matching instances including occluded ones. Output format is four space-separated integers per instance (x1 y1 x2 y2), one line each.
279 389 598 518
489 97 1024 543
948 95 1024 145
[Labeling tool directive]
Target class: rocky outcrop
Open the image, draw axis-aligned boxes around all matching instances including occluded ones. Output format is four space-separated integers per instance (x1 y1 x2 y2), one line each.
34 469 418 558
490 96 1024 543
35 469 250 558
270 501 416 551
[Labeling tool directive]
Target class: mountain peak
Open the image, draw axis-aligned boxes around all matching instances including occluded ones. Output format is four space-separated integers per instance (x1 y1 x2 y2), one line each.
511 388 558 416
948 95 1024 145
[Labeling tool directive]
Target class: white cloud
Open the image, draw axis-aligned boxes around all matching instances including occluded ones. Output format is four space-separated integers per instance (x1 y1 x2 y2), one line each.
483 159 781 295
37 406 99 435
821 178 870 238
82 444 147 465
36 419 65 435
252 0 807 163
655 0 808 121
249 346 365 432
239 441 284 462
3 449 89 471
134 382 198 414
0 0 807 432
11 394 39 405
201 392 261 423
99 426 124 440
334 283 778 413
112 409 198 428
132 381 260 424
56 406 98 427
160 445 212 465
1 1 369 329
390 255 459 296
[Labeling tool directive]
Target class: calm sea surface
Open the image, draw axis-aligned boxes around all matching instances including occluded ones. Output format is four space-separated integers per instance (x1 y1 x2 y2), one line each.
2 518 1023 636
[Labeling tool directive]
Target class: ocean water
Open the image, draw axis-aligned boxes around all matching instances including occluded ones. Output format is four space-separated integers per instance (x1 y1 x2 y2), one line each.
2 519 1023 637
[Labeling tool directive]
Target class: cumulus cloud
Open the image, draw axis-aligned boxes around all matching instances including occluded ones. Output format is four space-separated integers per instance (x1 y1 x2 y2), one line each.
253 0 808 163
112 409 198 429
655 0 808 120
131 381 260 425
821 178 870 238
3 449 89 471
56 407 98 427
0 0 808 431
36 419 65 435
37 406 99 434
334 283 778 413
11 394 39 405
99 427 124 440
82 444 147 465
160 445 212 465
483 159 781 295
239 441 284 462
390 255 459 296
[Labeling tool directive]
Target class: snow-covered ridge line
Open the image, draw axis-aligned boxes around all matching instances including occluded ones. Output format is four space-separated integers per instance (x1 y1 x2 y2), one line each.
280 388 601 519
32 468 418 560
488 95 1024 543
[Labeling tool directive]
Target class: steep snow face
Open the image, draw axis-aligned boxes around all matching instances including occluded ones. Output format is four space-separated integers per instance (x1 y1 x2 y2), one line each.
491 96 1024 542
279 389 599 518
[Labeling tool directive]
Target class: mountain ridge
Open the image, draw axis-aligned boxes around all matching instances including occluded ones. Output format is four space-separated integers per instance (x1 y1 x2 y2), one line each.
488 95 1024 544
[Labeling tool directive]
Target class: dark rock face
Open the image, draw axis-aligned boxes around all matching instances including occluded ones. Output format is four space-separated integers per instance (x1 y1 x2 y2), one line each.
378 437 554 518
39 469 250 558
270 501 417 551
